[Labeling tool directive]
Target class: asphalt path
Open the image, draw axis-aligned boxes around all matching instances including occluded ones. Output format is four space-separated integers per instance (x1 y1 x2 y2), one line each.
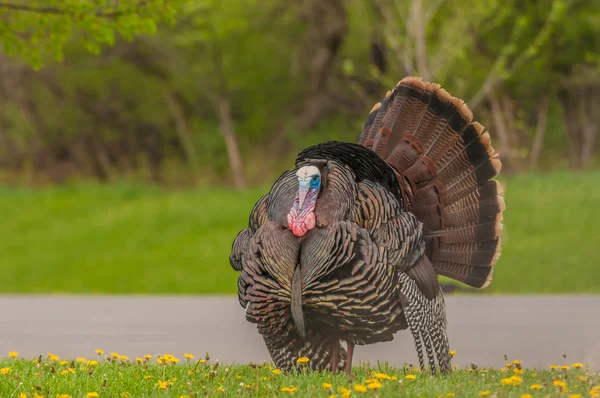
1 295 598 369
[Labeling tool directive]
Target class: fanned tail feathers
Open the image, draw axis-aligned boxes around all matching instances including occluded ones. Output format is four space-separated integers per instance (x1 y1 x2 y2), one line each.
360 77 504 289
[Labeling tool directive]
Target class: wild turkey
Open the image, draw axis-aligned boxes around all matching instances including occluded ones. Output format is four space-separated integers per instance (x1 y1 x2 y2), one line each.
230 77 504 374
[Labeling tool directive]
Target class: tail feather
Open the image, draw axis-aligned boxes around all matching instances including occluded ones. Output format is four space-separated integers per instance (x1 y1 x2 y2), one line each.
360 77 504 289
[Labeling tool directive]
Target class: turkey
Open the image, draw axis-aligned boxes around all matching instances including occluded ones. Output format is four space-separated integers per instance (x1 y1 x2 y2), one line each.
230 77 504 374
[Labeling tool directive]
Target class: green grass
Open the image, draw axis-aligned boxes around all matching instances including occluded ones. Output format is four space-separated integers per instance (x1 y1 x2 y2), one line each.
1 171 599 294
0 353 598 397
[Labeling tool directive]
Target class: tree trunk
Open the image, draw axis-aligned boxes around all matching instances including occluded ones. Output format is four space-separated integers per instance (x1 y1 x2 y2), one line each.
216 95 247 190
580 86 599 168
411 0 430 80
529 95 550 170
487 91 513 171
162 86 199 176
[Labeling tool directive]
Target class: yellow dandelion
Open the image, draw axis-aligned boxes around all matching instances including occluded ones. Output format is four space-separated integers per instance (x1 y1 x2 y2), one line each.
530 384 543 390
8 351 18 359
216 386 223 392
511 375 522 386
405 374 417 380
121 393 131 398
365 379 377 383
60 369 69 375
272 369 282 375
136 358 143 364
505 363 512 368
280 386 298 393
501 378 513 385
513 359 521 365
59 360 68 366
367 382 382 390
447 393 455 397
375 372 391 380
354 384 367 392
158 381 169 390
87 360 98 366
184 353 195 360
76 357 86 363
550 365 558 370
561 365 570 370
553 380 567 393
322 383 332 389
449 350 456 358
110 352 120 358
34 395 44 398
86 394 99 398
56 394 71 398
296 357 310 364
144 375 153 379
19 393 27 398
513 368 523 374
120 355 129 361
338 387 351 398
144 354 152 359
572 363 583 369
520 395 532 398
568 394 581 398
95 349 104 355
197 359 206 364
479 391 490 397
0 368 11 375
179 396 189 398
48 353 60 361
391 375 398 380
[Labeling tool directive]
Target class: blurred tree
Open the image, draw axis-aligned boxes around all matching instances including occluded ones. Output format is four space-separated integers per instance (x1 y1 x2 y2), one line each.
0 0 182 69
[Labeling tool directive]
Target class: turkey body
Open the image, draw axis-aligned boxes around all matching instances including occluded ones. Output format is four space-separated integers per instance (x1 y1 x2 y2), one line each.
230 77 504 374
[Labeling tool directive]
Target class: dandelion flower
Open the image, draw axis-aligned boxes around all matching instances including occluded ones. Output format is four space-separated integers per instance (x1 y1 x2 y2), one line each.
513 359 521 365
447 393 455 397
144 354 152 359
280 386 298 393
0 368 11 375
391 375 398 380
216 386 224 392
322 383 332 389
8 351 18 359
143 375 153 379
272 369 282 375
48 353 60 361
505 363 512 368
513 368 523 374
405 374 417 380
530 384 543 390
86 393 99 398
550 365 558 370
553 380 567 393
449 350 456 358
367 382 382 389
59 360 69 366
121 393 131 398
561 365 570 370
19 394 27 398
136 357 143 364
568 394 581 398
572 363 583 369
375 372 391 380
158 381 169 390
511 376 522 386
111 352 121 358
56 394 71 398
479 391 490 397
520 395 532 398
87 360 98 366
76 357 86 363
296 357 310 364
337 387 351 398
354 384 367 392
197 359 206 364
120 355 129 361
184 353 195 360
95 349 104 355
501 378 513 385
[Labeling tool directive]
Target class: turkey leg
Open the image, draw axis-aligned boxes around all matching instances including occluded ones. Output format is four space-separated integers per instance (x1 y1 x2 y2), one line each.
345 341 354 375
330 343 340 373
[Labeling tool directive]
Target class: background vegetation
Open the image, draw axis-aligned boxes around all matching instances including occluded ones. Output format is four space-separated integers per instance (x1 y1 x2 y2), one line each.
0 0 598 294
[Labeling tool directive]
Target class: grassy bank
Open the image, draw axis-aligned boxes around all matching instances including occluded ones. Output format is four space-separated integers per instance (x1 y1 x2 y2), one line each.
0 352 597 397
1 171 598 294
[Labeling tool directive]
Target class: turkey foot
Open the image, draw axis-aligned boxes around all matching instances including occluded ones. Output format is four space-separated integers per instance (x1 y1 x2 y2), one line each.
330 343 340 374
345 341 354 375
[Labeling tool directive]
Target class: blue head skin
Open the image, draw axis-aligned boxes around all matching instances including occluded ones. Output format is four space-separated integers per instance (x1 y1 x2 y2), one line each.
287 165 321 237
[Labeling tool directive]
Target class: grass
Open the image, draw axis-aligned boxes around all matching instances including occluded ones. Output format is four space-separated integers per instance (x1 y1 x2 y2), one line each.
0 171 599 294
0 352 598 397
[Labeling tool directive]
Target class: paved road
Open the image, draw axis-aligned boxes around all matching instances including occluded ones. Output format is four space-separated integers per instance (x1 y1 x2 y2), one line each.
1 295 598 369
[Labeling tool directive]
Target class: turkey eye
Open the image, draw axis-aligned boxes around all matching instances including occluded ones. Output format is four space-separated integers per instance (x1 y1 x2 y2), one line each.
311 176 317 181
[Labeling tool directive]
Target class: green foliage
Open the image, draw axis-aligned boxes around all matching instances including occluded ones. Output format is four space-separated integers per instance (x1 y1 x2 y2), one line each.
0 171 598 294
0 0 182 69
0 355 598 397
